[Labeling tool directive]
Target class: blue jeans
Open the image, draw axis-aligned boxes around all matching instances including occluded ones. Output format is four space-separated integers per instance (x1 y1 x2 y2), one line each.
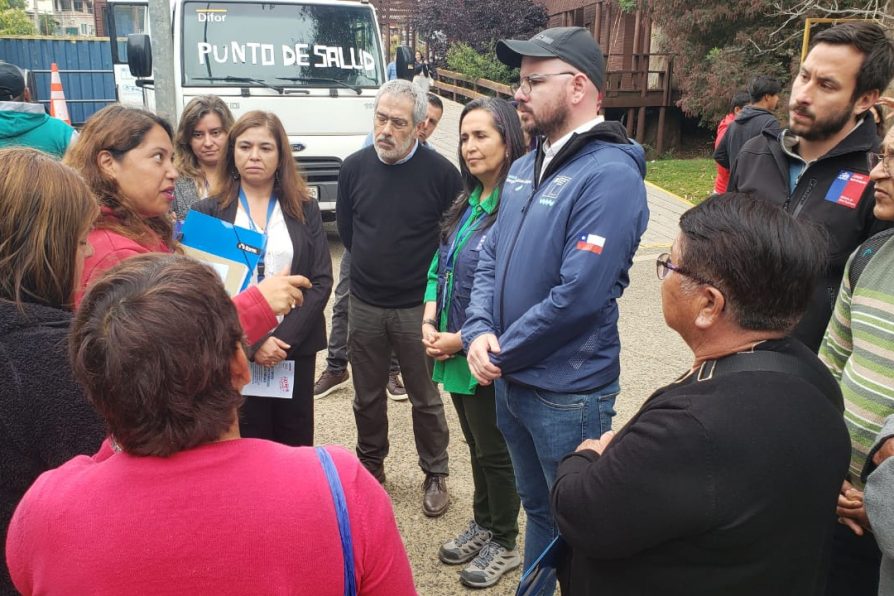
495 377 619 593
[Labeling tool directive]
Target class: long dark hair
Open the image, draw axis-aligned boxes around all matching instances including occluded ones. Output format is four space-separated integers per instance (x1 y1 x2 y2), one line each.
64 104 176 247
441 97 525 240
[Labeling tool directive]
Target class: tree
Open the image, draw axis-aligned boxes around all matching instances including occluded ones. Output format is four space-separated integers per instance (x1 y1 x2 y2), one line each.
0 0 36 35
649 0 888 125
413 0 547 61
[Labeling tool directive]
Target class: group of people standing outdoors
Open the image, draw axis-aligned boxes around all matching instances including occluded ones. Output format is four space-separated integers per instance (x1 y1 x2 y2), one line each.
2 18 894 596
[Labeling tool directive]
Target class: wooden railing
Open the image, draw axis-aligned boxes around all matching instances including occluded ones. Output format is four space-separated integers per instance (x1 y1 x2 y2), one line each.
431 69 512 102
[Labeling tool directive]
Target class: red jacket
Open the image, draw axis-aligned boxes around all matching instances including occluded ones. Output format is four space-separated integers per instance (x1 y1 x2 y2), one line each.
78 215 277 344
713 112 736 193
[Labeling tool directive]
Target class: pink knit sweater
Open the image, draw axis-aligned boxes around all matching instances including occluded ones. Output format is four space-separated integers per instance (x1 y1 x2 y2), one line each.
7 439 416 595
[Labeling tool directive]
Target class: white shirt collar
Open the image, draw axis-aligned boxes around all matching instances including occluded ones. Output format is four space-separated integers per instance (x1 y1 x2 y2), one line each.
540 116 605 181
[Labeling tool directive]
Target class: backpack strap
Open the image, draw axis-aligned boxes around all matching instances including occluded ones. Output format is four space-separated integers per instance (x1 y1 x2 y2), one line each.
849 228 894 290
315 446 357 596
697 349 843 412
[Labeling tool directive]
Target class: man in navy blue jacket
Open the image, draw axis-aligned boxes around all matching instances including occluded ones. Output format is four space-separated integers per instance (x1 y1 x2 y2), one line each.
462 26 649 586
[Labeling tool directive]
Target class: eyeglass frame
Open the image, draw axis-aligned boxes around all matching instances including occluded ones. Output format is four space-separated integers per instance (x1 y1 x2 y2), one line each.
869 151 894 176
510 72 578 96
655 252 720 288
374 111 411 131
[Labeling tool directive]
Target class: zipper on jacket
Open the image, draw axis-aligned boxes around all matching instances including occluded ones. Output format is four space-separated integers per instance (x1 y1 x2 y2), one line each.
789 177 818 218
497 186 539 331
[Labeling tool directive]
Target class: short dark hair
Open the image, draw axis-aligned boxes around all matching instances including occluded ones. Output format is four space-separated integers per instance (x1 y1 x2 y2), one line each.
70 254 245 457
427 92 443 111
678 193 827 332
812 21 894 100
730 90 750 111
748 76 781 103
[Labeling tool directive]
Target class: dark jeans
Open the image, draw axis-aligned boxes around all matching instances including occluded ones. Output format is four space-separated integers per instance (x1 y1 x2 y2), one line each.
326 251 399 375
825 521 881 596
240 354 315 446
348 295 449 475
451 384 520 550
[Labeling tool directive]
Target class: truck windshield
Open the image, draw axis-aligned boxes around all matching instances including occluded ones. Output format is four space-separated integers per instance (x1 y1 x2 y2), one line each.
182 1 384 89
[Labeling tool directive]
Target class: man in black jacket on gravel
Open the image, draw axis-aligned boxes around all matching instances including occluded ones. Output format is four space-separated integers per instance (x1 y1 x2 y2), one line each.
729 22 894 352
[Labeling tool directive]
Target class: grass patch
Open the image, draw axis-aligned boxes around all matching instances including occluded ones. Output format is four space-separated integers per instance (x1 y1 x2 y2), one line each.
645 158 715 204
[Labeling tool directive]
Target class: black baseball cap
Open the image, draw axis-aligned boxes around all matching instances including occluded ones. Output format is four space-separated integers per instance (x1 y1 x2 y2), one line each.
0 63 25 101
496 27 605 91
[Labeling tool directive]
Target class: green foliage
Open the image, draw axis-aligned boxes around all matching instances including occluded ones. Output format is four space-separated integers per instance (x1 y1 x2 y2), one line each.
650 0 882 126
645 158 716 204
0 2 36 35
618 0 638 13
38 13 56 35
2 0 27 9
414 0 547 65
446 42 517 84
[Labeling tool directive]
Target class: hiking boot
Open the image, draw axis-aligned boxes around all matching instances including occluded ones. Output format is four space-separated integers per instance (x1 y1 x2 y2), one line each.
438 520 492 565
313 368 349 399
459 540 522 589
387 372 408 400
422 473 449 517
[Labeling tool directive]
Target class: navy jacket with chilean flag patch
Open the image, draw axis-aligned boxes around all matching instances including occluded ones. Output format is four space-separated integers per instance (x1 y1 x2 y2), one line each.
462 121 649 393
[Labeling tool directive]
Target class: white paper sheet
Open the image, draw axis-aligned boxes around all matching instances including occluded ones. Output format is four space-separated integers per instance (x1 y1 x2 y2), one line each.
242 360 295 399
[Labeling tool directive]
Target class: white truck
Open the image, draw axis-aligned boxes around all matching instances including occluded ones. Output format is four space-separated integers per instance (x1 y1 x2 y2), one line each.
105 0 388 219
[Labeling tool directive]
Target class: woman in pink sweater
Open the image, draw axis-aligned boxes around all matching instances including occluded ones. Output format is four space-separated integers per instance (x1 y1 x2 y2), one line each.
63 104 309 344
6 254 416 595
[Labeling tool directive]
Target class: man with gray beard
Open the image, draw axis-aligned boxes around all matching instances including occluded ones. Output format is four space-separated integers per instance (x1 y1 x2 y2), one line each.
336 79 462 516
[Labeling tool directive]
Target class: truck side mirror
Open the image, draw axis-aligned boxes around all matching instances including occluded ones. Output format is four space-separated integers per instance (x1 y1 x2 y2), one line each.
395 46 414 81
127 34 153 78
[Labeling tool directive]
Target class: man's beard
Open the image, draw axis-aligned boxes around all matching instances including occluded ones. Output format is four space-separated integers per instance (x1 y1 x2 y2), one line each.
374 133 414 164
789 100 855 142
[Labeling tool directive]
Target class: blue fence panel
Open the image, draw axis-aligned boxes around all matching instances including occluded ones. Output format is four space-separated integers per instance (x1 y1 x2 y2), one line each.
0 37 116 126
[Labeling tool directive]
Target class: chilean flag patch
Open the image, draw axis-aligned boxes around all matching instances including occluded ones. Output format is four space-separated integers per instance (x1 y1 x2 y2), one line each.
576 233 606 254
824 170 870 208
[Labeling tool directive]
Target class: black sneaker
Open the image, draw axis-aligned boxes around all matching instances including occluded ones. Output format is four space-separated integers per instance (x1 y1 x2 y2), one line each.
313 368 349 399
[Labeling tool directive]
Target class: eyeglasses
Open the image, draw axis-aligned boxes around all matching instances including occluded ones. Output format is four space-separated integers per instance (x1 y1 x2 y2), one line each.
869 151 894 175
656 252 718 287
374 112 410 131
510 72 577 96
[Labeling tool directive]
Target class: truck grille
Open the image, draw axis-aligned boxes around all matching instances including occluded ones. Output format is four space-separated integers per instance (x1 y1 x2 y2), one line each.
295 156 341 184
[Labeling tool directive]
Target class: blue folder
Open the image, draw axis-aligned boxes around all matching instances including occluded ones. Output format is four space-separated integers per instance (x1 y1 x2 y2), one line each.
180 210 266 294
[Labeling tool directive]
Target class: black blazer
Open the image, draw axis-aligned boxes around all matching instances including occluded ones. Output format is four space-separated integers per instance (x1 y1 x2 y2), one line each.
191 196 333 357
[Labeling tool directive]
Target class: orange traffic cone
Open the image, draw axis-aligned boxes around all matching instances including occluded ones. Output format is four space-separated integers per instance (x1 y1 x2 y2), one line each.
49 63 71 125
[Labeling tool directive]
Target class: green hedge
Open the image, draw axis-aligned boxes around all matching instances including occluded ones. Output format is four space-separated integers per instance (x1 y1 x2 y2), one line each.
446 42 517 85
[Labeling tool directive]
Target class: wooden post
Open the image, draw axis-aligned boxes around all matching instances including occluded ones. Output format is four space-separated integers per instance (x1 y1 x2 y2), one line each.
593 1 603 44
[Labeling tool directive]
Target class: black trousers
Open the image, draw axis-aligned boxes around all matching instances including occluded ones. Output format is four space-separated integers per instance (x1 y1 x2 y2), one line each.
825 521 881 596
240 354 316 446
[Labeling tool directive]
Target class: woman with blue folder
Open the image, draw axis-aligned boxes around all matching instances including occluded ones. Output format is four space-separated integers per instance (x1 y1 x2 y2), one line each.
193 110 332 447
422 98 526 590
66 104 310 346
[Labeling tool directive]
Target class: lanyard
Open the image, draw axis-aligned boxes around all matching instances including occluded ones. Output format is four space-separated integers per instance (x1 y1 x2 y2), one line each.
438 201 486 324
238 187 278 282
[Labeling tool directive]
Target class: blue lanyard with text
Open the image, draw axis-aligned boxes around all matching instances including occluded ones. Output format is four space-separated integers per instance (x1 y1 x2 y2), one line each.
238 187 277 282
438 204 483 322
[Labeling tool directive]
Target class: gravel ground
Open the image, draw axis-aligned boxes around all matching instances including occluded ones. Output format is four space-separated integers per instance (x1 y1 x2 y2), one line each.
312 230 690 595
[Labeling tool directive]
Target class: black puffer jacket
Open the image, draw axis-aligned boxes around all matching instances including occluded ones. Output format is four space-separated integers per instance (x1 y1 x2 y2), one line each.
0 301 105 595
